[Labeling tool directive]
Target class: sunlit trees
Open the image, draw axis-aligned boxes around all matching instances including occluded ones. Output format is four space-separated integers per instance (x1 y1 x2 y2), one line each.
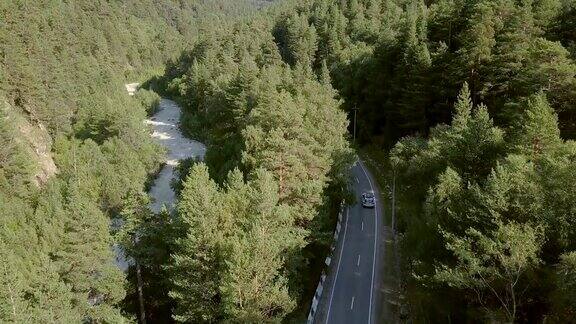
0 1 272 322
56 183 126 322
392 87 576 320
435 222 543 322
170 165 302 322
170 164 222 323
3 0 575 322
161 10 351 320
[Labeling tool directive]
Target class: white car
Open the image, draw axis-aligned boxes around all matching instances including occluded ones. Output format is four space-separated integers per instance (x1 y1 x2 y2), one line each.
361 191 375 208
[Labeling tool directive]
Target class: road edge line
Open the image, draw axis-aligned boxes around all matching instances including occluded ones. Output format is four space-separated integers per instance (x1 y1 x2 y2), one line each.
325 207 350 323
359 159 378 324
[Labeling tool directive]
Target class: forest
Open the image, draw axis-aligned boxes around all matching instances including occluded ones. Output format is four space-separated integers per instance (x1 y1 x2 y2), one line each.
1 0 576 323
156 0 576 321
0 0 275 322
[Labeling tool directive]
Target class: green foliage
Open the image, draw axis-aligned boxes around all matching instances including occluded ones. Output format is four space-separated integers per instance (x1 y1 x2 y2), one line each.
170 165 301 322
159 0 576 322
280 0 576 145
56 183 126 322
134 88 161 116
4 0 575 322
160 8 351 321
275 13 319 67
552 251 576 319
512 92 563 155
0 0 272 322
0 0 273 135
393 90 576 321
120 196 179 323
170 164 222 322
548 0 576 58
248 2 575 319
435 222 543 322
0 192 81 323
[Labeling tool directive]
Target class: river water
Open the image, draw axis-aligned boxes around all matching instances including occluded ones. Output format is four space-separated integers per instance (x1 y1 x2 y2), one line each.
145 99 206 212
115 94 206 270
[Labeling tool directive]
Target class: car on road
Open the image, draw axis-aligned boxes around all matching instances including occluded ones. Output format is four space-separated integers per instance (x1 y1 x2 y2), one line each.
361 191 375 208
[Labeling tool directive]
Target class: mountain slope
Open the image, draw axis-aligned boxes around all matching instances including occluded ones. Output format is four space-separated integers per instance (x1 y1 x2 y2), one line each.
0 1 269 322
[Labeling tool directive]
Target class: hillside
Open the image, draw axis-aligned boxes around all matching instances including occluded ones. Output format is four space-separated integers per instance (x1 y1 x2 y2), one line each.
158 0 576 322
0 1 269 322
2 0 576 323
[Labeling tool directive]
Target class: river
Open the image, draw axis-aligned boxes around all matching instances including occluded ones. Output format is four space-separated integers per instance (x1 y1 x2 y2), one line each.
145 99 206 212
115 89 206 270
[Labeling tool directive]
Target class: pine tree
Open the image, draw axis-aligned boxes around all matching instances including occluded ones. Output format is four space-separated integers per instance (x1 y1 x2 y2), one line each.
170 164 223 323
286 14 319 67
220 170 297 322
0 241 33 323
0 193 80 323
452 82 472 129
242 76 327 222
442 84 505 181
388 0 431 136
318 59 332 85
458 0 496 89
435 222 543 322
56 182 126 322
513 93 562 156
553 252 576 320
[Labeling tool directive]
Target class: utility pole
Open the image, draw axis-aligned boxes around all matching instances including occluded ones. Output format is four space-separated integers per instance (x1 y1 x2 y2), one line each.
353 106 358 144
136 260 147 324
133 231 146 324
391 168 396 235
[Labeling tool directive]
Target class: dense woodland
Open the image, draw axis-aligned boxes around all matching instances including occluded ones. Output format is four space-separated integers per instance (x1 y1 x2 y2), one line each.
154 0 576 322
0 0 272 322
1 0 576 323
134 7 352 321
252 0 574 322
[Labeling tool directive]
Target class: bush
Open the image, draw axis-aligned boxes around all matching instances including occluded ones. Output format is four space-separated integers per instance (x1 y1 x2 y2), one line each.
134 89 161 116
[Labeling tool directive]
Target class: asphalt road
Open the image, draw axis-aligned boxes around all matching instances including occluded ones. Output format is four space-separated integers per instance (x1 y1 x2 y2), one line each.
319 159 384 324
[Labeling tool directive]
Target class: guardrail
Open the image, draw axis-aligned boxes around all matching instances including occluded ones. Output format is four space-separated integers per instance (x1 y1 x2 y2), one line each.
307 202 345 324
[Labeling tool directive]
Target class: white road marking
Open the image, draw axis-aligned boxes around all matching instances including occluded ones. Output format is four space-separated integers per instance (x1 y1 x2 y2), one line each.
355 176 359 184
362 221 364 231
359 160 378 324
357 254 361 267
325 208 350 324
350 296 355 310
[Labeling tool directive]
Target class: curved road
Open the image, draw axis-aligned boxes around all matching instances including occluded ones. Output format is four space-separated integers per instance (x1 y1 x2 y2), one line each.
317 160 385 324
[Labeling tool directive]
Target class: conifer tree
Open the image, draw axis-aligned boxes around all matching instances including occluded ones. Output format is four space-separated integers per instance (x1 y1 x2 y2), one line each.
220 170 297 322
56 183 126 322
0 244 30 323
553 251 576 319
170 164 222 323
319 59 332 85
0 193 81 323
435 222 543 323
513 93 562 156
458 0 496 91
387 0 431 136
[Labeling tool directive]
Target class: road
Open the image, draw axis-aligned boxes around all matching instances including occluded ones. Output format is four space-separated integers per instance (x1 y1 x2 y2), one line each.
316 159 385 324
